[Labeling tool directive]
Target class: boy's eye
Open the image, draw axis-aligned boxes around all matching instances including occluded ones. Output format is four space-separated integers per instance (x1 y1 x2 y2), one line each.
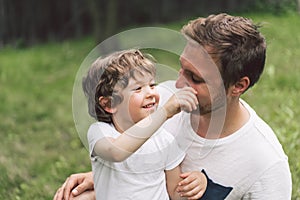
134 87 142 91
132 82 156 92
150 83 157 88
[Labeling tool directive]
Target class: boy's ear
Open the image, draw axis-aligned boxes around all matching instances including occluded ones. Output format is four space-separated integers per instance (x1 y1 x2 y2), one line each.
99 96 117 113
231 76 250 96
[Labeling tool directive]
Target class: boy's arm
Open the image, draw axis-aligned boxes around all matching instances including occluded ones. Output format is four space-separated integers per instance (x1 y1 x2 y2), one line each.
93 107 167 162
165 166 185 200
93 87 198 162
165 167 207 200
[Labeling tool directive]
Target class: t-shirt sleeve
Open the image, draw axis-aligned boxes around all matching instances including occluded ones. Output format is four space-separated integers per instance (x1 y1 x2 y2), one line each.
242 159 292 200
87 122 114 157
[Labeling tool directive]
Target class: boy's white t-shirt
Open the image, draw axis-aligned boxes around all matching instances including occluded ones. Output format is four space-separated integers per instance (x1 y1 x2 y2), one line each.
88 122 185 200
158 81 292 199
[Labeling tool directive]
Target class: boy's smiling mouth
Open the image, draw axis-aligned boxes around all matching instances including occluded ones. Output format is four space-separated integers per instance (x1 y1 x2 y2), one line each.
142 102 156 109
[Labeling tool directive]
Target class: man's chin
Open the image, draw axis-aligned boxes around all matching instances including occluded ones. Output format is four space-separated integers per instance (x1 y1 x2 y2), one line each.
191 106 214 116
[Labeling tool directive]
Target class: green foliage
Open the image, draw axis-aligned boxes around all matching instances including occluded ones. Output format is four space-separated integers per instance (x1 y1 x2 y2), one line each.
252 0 297 14
0 13 300 199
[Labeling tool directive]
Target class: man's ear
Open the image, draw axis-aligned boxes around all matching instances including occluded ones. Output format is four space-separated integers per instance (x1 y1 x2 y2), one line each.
99 96 117 113
231 77 250 96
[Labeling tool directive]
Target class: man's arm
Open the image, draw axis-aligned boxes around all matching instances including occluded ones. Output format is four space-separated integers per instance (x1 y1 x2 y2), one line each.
243 160 292 199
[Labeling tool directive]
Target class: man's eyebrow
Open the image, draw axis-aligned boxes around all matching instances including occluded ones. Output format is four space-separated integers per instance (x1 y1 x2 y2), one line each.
183 67 199 76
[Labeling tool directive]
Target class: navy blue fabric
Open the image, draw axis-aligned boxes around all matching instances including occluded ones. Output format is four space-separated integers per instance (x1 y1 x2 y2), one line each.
199 169 233 200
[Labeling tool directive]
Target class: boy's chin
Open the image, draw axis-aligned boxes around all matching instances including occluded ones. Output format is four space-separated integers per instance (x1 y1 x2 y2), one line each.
144 106 157 113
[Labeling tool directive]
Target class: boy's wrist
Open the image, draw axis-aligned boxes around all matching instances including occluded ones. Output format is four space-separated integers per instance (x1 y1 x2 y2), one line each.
159 106 169 119
162 105 177 119
162 103 180 119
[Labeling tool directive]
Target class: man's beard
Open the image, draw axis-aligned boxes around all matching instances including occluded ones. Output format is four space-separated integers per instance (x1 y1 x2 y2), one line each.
192 92 227 116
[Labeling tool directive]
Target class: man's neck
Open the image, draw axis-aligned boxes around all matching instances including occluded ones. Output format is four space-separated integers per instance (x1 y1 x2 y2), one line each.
191 100 250 139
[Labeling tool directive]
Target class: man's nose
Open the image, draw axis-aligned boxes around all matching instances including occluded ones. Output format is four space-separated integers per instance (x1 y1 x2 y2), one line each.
175 69 188 88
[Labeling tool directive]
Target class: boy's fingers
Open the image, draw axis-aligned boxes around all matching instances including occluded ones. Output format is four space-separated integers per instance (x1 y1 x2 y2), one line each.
177 178 198 192
176 88 198 106
180 172 191 177
178 172 194 186
180 185 205 199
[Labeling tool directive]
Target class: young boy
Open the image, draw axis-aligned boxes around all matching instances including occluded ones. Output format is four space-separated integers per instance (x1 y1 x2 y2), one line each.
82 49 207 200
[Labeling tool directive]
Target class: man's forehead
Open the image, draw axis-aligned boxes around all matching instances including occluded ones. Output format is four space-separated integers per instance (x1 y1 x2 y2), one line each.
181 45 215 69
179 42 222 82
181 42 212 61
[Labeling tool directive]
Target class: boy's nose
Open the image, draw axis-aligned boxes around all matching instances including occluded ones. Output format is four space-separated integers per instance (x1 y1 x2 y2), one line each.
144 85 155 96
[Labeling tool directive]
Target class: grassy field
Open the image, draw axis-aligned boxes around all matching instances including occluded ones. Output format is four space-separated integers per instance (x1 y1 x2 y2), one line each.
1 12 299 199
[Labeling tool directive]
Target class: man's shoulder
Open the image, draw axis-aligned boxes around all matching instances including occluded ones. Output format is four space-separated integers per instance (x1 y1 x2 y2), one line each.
157 80 177 91
240 99 287 159
237 101 288 171
157 81 178 94
157 80 178 105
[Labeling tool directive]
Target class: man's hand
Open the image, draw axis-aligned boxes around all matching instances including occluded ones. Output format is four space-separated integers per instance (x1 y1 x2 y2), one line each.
53 171 94 200
69 190 95 200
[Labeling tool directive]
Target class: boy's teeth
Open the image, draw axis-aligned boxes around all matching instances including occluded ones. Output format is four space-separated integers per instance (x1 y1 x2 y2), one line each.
144 103 154 108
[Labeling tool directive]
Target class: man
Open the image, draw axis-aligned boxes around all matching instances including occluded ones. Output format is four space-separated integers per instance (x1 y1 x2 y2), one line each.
54 13 292 200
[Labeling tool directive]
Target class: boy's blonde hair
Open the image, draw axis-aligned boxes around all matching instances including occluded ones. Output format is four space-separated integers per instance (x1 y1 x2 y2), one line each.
82 49 156 123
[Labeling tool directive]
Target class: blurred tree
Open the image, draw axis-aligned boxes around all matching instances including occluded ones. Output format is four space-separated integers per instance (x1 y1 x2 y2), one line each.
71 0 84 38
0 0 6 47
0 0 297 48
88 0 117 43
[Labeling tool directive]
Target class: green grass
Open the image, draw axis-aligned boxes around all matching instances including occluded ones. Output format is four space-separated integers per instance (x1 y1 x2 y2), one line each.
1 12 300 199
0 38 95 199
243 12 300 199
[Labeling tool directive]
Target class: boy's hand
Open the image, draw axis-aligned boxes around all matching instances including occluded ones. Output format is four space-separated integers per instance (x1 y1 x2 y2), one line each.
176 171 207 200
163 87 198 118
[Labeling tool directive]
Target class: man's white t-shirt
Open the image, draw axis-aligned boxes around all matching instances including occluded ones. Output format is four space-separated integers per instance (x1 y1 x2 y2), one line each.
88 122 185 200
158 81 292 199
